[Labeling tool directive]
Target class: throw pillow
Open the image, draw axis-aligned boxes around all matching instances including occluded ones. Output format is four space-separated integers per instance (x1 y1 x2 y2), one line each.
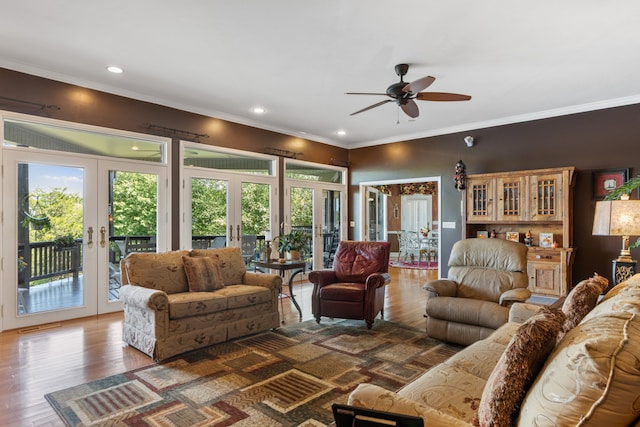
182 255 224 292
476 306 565 427
557 272 609 341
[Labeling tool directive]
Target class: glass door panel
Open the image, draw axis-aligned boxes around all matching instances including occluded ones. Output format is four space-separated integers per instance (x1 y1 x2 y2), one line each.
183 170 277 258
3 151 98 329
240 181 271 266
289 186 313 268
104 169 159 305
17 163 86 314
321 189 342 268
365 187 386 241
286 185 344 270
190 177 229 249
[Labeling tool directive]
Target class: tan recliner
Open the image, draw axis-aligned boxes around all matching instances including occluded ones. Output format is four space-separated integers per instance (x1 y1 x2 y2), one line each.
424 238 530 346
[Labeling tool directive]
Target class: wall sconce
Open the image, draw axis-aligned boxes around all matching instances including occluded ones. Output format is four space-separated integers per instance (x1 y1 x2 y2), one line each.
464 136 474 147
393 202 399 219
592 195 640 285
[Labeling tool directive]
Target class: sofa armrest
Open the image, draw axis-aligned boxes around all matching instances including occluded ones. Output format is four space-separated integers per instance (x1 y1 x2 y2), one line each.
243 271 282 292
119 284 168 311
499 287 531 306
508 302 542 323
423 279 458 298
365 272 391 290
308 270 338 287
348 383 469 427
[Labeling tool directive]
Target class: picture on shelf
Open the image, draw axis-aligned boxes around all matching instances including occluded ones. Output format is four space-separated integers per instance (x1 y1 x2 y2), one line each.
477 231 489 238
506 232 519 242
539 232 554 248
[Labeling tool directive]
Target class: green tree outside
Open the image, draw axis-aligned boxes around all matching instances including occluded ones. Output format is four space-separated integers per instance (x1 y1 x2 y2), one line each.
112 172 157 236
25 188 82 241
26 173 309 242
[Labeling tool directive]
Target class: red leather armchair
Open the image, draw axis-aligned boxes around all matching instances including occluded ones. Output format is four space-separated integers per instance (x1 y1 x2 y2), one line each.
309 240 391 329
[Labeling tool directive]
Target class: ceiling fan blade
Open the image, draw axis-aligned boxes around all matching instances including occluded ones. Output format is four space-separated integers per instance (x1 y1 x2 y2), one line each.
350 99 393 116
401 99 419 118
349 99 394 116
416 92 472 101
345 92 388 96
403 75 435 94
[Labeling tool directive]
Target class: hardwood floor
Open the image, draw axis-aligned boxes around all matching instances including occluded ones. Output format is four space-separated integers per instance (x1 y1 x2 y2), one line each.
0 266 436 427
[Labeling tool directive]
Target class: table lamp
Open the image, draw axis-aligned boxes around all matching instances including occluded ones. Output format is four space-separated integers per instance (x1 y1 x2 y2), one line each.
592 196 640 285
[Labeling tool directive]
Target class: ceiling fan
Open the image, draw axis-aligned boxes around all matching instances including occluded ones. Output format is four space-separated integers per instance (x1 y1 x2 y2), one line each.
346 64 471 118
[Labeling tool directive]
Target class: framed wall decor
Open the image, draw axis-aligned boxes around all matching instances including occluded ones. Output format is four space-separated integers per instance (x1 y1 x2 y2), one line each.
476 230 489 238
506 232 519 242
592 168 629 200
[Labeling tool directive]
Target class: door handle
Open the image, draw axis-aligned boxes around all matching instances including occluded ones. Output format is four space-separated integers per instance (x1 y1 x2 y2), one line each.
100 226 107 248
237 225 241 241
87 226 94 248
229 225 233 241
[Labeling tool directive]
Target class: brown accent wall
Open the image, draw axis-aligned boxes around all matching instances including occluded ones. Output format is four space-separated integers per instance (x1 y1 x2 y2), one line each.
2 67 639 285
0 68 348 247
349 105 640 285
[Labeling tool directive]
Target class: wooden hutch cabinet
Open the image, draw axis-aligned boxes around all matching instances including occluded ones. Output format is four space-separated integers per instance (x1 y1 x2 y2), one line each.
463 166 576 297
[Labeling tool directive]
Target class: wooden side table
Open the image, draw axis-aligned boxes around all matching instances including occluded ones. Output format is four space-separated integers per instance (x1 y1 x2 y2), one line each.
254 260 306 322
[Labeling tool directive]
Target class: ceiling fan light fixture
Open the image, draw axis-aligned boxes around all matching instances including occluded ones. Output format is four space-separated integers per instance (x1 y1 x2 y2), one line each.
346 64 471 119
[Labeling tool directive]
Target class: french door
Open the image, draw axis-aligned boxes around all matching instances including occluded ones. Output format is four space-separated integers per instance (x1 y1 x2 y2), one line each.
1 113 170 331
284 183 345 270
2 151 168 329
180 143 278 262
3 152 98 328
283 160 347 271
98 160 168 313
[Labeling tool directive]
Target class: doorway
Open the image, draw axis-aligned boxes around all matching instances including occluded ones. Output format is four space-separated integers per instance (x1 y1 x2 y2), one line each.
180 142 278 267
1 114 169 330
359 177 441 277
284 160 347 271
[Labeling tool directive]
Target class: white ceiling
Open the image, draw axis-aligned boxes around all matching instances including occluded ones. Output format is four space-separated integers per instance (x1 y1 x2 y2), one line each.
2 1 640 149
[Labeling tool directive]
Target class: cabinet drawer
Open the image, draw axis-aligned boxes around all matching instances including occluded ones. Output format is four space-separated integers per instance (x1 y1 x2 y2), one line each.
527 250 560 263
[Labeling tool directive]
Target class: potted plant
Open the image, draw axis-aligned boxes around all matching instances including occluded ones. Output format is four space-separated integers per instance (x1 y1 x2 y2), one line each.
54 234 77 250
22 211 52 231
277 230 310 260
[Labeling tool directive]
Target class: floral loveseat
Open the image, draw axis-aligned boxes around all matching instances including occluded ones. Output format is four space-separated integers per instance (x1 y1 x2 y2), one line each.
120 247 282 360
348 273 640 426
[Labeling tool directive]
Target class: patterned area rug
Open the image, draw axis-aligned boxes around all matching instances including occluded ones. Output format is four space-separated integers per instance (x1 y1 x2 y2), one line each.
45 319 461 427
389 260 438 270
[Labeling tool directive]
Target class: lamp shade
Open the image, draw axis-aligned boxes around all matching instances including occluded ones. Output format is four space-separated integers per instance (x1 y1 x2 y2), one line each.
592 200 640 236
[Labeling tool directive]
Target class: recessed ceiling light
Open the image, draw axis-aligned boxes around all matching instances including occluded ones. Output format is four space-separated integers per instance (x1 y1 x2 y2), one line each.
336 130 346 136
107 66 124 74
251 106 265 114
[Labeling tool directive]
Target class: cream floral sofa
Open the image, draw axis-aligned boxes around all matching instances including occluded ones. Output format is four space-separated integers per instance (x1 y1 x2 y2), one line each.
349 273 640 426
120 247 282 360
